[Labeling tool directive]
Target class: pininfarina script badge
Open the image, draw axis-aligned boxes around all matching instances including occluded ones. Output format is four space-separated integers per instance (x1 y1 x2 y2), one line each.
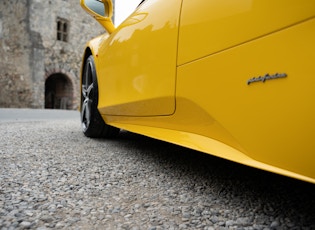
247 73 287 85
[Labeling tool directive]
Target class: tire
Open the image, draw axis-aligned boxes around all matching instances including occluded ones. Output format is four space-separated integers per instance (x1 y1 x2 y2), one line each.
80 55 119 138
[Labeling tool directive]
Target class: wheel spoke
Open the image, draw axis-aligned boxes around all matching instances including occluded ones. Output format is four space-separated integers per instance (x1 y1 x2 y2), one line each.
86 83 93 97
82 85 87 98
81 61 94 131
81 99 87 125
82 63 94 98
85 99 91 124
81 98 92 129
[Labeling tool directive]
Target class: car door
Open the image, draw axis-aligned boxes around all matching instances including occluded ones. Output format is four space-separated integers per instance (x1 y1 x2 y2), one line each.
96 0 182 116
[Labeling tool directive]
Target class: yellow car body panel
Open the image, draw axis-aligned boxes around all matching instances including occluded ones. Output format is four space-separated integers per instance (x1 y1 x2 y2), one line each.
95 0 181 116
176 17 315 182
178 0 315 65
81 0 315 183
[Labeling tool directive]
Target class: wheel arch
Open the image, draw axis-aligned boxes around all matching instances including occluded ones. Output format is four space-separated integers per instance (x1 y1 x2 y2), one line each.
80 34 107 111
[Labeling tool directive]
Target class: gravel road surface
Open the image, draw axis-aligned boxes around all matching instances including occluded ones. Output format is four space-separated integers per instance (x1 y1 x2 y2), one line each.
0 109 314 229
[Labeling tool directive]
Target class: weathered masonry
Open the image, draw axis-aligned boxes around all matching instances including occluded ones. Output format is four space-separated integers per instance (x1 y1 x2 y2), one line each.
0 0 105 109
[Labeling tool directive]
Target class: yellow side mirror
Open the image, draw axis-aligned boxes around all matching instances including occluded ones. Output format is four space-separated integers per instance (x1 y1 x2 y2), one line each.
80 0 115 33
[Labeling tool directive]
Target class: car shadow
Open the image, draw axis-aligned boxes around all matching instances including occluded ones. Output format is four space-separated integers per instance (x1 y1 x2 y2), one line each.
100 130 315 227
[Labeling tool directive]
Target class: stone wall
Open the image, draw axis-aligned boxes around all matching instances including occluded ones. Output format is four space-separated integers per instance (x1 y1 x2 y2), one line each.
0 0 105 109
0 0 33 108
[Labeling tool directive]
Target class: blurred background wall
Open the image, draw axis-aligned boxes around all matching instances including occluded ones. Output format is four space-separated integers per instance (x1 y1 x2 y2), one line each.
0 0 107 110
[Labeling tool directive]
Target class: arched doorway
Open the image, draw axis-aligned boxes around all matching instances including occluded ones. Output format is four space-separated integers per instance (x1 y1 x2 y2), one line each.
45 73 73 109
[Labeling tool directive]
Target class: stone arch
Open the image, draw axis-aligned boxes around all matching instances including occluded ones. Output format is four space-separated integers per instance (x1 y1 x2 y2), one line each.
45 65 79 110
45 73 74 109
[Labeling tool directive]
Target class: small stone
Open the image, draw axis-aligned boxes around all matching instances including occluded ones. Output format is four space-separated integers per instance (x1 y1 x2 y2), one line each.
68 217 80 224
111 207 121 213
226 220 235 227
47 222 56 228
182 212 190 219
19 221 32 229
271 220 280 228
236 217 249 226
143 203 150 208
124 214 132 219
105 214 112 219
210 216 219 223
40 215 54 223
97 214 105 220
204 227 215 230
36 227 48 230
55 222 65 228
61 199 67 206
24 210 34 217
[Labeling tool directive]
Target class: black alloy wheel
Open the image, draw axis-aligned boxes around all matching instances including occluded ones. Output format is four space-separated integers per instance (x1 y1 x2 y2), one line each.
81 55 119 138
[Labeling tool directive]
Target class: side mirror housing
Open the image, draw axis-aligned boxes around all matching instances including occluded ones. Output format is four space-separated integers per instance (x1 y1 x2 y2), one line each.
80 0 115 33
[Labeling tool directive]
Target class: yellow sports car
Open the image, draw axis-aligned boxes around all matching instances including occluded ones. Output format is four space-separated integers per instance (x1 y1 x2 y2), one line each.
80 0 315 184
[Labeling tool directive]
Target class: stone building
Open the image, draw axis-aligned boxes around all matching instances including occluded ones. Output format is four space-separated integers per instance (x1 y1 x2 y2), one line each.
0 0 107 110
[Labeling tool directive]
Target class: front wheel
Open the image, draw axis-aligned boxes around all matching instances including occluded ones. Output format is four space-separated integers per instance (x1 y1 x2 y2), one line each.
80 55 119 138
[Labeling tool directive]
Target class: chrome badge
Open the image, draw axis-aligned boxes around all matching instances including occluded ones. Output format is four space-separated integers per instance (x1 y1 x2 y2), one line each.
247 73 287 85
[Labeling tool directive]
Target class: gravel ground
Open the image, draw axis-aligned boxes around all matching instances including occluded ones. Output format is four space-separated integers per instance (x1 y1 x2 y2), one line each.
0 116 315 229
